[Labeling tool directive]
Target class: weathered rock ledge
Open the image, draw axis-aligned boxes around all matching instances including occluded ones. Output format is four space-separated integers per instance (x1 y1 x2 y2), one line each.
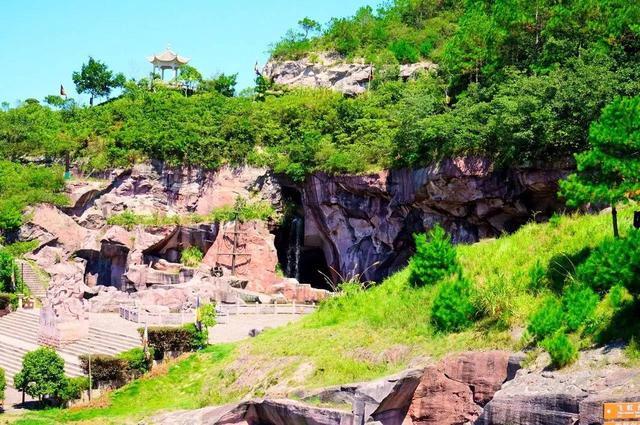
263 52 437 96
151 346 640 425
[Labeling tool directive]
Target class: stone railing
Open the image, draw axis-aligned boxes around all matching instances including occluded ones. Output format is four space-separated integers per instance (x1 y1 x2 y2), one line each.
119 306 195 325
119 303 317 325
216 303 317 316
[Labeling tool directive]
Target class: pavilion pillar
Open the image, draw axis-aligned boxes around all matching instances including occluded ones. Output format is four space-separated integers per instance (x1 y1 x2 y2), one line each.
161 68 165 80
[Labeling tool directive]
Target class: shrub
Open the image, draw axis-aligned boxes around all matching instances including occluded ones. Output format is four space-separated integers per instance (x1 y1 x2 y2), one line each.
0 251 16 292
198 303 217 328
79 354 128 388
118 348 153 378
184 323 209 351
527 297 564 341
13 347 68 403
542 332 578 368
388 39 420 63
562 283 599 332
58 376 89 404
576 230 640 294
139 325 205 359
409 225 459 287
528 260 547 293
180 246 203 268
0 293 17 311
0 367 5 403
431 274 477 332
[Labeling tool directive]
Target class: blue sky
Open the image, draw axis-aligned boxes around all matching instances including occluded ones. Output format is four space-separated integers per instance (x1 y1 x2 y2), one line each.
0 0 378 105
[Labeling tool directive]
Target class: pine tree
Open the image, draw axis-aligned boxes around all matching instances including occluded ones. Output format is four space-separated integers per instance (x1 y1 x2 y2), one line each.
560 96 640 237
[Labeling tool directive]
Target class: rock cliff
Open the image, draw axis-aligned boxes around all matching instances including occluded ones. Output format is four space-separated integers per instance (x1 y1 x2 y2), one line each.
300 157 572 281
19 159 571 296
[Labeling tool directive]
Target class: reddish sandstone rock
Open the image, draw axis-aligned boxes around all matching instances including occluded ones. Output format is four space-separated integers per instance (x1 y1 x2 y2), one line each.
204 220 280 292
441 350 511 406
406 366 482 425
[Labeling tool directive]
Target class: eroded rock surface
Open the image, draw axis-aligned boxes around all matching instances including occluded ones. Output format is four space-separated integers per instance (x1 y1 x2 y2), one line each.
152 398 354 425
263 53 437 96
301 157 572 281
478 345 640 425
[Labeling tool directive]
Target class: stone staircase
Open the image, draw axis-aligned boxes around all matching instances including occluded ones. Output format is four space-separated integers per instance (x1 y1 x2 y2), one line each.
16 261 47 300
0 310 141 387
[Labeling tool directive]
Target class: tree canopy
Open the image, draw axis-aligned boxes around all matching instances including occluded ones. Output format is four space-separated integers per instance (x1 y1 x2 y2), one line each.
560 96 640 236
72 57 126 106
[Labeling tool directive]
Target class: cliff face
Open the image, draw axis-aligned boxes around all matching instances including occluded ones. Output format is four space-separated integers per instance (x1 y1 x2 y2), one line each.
300 157 572 282
263 52 437 96
21 159 571 294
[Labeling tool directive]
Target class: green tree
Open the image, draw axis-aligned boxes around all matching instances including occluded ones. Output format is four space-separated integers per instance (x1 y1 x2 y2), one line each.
560 96 640 237
199 73 238 97
298 17 321 38
14 348 68 403
177 65 203 93
431 274 477 332
409 225 459 286
0 251 16 292
72 57 125 106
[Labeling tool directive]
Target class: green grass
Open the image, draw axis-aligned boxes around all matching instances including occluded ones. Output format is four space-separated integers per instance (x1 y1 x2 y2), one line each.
14 207 634 424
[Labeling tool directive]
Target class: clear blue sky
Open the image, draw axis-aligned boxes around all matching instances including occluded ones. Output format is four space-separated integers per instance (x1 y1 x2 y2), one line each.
0 0 377 105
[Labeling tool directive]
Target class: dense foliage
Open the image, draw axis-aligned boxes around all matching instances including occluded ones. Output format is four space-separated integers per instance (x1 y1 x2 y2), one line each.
139 324 207 360
0 161 67 233
0 1 636 185
409 225 459 286
431 273 477 332
13 347 78 405
560 96 640 236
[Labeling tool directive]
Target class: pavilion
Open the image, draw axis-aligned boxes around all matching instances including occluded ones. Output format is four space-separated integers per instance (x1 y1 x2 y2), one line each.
147 46 190 81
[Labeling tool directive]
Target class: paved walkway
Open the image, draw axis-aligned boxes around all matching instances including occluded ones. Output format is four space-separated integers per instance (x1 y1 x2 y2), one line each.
209 314 303 343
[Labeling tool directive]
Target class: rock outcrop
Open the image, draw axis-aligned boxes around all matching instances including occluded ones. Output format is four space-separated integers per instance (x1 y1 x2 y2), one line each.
301 157 572 281
152 398 354 425
478 345 640 425
263 53 437 96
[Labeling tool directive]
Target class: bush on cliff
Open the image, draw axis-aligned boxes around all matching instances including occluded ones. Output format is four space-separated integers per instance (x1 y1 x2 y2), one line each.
409 225 459 287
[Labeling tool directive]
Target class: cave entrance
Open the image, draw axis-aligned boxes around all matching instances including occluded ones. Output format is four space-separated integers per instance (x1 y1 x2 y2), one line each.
143 224 218 266
77 241 130 290
273 187 333 291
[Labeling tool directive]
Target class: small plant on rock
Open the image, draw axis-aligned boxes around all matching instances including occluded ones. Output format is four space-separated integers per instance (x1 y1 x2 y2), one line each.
181 246 204 268
542 332 578 368
409 225 459 287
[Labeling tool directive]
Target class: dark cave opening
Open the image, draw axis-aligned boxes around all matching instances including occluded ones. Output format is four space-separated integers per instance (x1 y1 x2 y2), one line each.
142 224 218 266
273 187 333 291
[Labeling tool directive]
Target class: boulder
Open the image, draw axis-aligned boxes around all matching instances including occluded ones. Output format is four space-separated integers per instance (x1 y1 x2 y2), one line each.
406 366 482 425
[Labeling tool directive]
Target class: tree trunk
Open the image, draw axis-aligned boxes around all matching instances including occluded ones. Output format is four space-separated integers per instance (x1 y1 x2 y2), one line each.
89 96 94 107
612 205 619 238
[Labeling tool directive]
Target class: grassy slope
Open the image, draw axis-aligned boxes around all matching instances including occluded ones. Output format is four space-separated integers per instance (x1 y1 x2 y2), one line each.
13 208 633 425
